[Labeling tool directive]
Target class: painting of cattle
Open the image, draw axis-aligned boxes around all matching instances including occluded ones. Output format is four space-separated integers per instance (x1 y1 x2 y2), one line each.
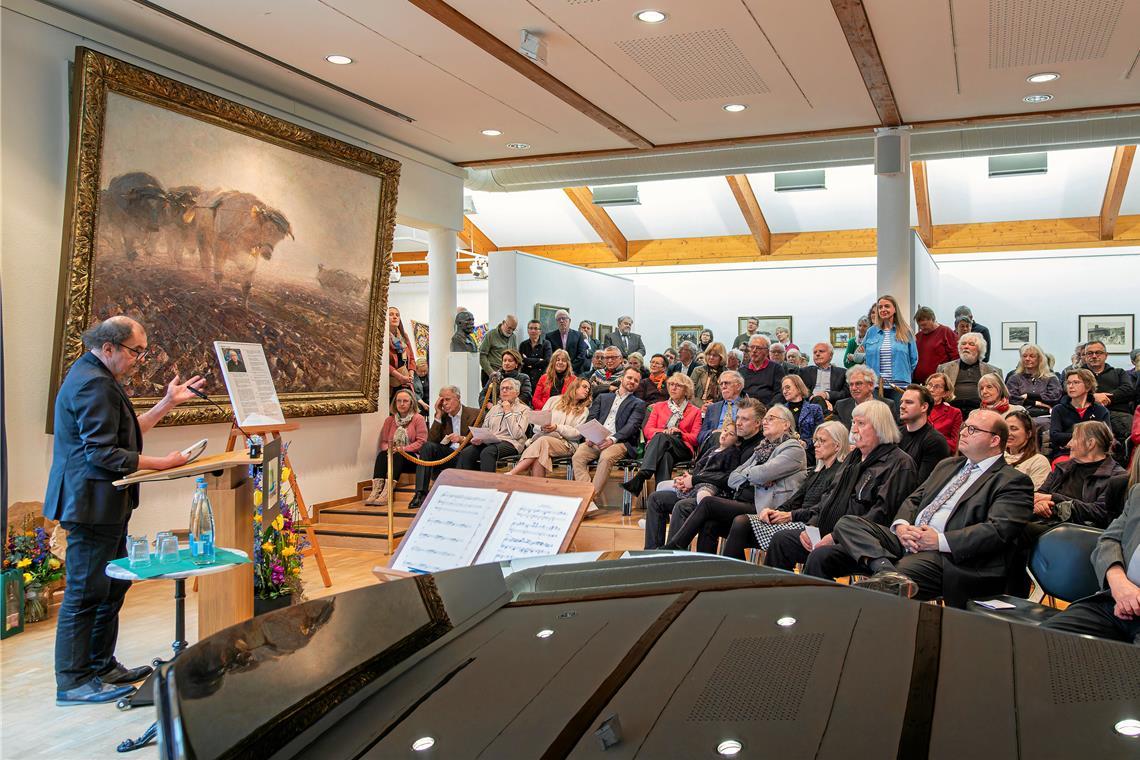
51 47 400 427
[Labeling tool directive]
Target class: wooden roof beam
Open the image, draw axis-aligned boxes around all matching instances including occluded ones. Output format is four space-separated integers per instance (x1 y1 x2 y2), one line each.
725 175 771 255
911 160 933 249
458 216 497 255
831 0 902 127
1100 145 1136 240
562 187 628 261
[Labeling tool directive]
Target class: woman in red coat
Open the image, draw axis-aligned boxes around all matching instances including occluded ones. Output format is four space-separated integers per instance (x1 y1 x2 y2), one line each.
620 372 702 495
532 349 575 411
925 371 963 454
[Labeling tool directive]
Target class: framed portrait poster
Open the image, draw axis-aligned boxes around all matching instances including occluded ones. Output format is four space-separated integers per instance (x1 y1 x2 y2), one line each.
1001 321 1037 350
1078 314 1134 355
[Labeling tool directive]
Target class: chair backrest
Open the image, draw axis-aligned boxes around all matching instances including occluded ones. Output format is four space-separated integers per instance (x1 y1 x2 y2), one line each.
1028 524 1103 602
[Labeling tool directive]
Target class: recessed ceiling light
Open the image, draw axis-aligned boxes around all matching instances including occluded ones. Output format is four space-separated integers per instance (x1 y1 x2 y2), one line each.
723 104 747 113
325 54 353 65
481 129 502 137
1026 72 1060 84
536 629 554 638
1023 93 1053 103
506 142 531 150
1115 719 1140 737
412 737 436 751
635 10 667 23
776 616 796 627
717 739 743 756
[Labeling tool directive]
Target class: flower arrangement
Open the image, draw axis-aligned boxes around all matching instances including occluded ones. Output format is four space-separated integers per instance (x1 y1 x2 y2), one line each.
252 461 307 601
3 516 65 589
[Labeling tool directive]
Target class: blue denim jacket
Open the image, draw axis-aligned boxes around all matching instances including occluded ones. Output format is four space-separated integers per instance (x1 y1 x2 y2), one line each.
862 326 919 386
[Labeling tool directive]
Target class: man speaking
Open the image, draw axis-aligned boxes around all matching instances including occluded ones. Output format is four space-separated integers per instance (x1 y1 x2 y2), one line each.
45 316 204 705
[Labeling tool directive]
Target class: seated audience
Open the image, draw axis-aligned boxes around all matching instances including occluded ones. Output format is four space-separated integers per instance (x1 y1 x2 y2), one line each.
1134 406 1140 448
726 348 744 371
588 346 626 397
365 389 427 506
518 319 552 390
669 341 699 377
604 315 646 357
413 362 430 414
572 368 647 509
698 370 745 445
411 386 480 507
589 349 605 373
811 409 1032 607
1129 348 1140 381
862 295 919 396
698 329 714 353
508 378 591 477
644 404 762 549
1082 340 1137 448
953 316 972 338
663 347 678 366
786 348 808 369
798 342 849 411
1006 343 1062 416
1003 409 1051 489
954 305 993 362
1064 342 1088 373
457 377 528 472
913 306 959 383
925 371 963 454
770 343 797 374
774 326 798 353
545 309 589 375
978 372 1024 415
779 374 824 462
733 317 759 349
741 335 786 403
937 332 1000 414
480 348 533 407
691 342 727 406
663 405 807 553
478 314 518 379
1050 368 1111 456
1042 482 1140 644
835 365 898 428
636 353 670 404
898 384 952 481
621 373 701 495
1031 420 1125 538
626 351 649 379
843 316 871 368
532 349 575 411
723 421 849 560
765 400 919 573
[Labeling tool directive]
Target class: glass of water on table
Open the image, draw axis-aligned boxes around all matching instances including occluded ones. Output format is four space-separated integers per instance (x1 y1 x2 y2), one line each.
156 531 180 565
128 534 151 569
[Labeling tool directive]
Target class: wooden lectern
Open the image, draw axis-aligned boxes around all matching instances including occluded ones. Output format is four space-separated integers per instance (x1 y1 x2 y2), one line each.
114 451 257 639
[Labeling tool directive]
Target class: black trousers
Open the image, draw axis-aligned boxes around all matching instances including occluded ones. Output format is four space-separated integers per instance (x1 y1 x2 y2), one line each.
663 496 753 554
644 490 680 549
457 441 518 472
55 519 131 690
414 441 459 495
373 449 412 480
765 529 812 571
723 515 761 560
639 433 691 483
1041 591 1140 644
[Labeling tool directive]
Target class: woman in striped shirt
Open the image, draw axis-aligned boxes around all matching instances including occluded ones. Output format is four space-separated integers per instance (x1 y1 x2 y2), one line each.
862 294 918 400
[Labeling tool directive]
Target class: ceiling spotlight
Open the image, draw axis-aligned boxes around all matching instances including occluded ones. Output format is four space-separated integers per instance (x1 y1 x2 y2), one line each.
325 54 353 65
1026 72 1060 84
389 261 401 284
723 104 747 113
1115 719 1140 737
536 629 555 638
411 736 436 751
776 616 796 627
506 142 531 150
716 739 743 756
481 129 502 136
1023 93 1053 103
635 9 667 23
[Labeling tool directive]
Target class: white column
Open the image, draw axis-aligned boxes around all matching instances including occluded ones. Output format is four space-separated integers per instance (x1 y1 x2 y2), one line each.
427 227 458 396
875 126 914 318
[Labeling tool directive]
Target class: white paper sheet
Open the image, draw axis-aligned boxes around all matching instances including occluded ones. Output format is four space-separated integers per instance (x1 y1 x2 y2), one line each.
806 526 822 548
391 486 507 574
577 419 610 446
1127 543 1140 586
475 490 583 564
213 342 285 427
469 426 501 444
974 599 1017 610
527 409 553 427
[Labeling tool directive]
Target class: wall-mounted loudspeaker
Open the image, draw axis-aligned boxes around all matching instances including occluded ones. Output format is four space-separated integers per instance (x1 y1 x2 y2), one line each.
875 133 903 175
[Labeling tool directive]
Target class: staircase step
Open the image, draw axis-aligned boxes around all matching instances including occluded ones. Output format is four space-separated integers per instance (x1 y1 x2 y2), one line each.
319 504 419 525
311 520 411 551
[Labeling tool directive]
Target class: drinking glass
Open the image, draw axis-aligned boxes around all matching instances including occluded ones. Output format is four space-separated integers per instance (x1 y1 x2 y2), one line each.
128 535 151 569
157 534 180 565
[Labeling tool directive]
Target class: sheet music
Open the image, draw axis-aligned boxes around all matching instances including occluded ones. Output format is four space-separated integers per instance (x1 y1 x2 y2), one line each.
577 419 610 445
469 426 501 445
475 490 582 564
527 409 553 427
391 486 506 574
212 342 285 426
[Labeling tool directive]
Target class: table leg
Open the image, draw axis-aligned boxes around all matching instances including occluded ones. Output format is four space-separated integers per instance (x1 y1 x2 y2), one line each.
172 578 188 657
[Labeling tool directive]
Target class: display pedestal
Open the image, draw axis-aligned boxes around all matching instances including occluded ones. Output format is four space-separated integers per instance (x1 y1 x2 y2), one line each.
448 351 483 406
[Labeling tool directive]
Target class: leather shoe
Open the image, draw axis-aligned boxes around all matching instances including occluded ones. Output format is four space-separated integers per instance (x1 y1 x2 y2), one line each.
409 492 425 508
98 659 154 685
56 678 136 706
853 570 918 599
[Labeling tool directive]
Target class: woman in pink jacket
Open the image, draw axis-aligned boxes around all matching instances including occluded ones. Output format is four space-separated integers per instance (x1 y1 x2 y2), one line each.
366 388 427 505
621 372 702 495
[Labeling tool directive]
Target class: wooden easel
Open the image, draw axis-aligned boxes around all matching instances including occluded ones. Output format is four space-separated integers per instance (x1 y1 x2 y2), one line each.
225 422 332 588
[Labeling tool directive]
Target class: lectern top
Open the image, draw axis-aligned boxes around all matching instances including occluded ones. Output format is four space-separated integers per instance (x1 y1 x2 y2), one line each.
113 451 257 486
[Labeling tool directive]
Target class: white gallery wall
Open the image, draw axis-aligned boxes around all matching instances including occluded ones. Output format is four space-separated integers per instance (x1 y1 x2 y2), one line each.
1 3 465 537
388 276 491 333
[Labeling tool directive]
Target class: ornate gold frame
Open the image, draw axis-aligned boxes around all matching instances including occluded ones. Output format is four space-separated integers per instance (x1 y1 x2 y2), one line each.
49 47 400 427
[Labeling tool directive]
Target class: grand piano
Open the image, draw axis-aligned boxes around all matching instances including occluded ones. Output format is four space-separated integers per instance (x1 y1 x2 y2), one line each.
154 553 1140 759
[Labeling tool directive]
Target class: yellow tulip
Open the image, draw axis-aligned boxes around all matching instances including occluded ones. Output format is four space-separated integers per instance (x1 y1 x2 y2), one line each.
23 573 33 584
253 491 263 507
281 546 296 557
253 513 263 523
280 467 291 481
272 514 284 531
16 558 31 569
262 541 274 554
48 558 61 569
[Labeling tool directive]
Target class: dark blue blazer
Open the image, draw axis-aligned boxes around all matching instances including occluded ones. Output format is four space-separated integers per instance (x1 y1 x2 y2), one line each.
545 328 591 375
698 398 741 445
43 352 142 525
587 392 646 448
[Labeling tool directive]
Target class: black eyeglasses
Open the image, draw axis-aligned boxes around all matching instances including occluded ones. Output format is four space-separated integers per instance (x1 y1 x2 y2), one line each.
962 424 997 437
117 342 150 360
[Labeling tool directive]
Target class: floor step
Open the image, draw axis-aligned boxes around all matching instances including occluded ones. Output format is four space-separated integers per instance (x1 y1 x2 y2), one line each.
319 503 419 525
312 520 412 551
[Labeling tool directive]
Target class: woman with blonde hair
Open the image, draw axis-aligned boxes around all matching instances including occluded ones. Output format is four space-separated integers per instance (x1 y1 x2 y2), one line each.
1006 343 1061 416
532 348 575 411
621 372 702 494
691 342 727 406
509 378 591 477
366 388 427 505
862 294 918 397
457 377 528 471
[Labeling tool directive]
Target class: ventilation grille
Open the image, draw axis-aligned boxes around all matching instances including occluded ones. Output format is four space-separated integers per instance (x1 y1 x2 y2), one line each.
1046 632 1140 704
988 0 1123 68
617 29 770 101
687 634 822 721
566 0 604 4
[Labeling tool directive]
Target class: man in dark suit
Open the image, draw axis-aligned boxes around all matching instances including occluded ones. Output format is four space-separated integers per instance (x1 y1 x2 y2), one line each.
668 341 699 377
45 316 204 704
603 316 647 358
698 370 745 445
835 365 897 427
571 368 646 509
410 385 481 507
797 343 848 411
808 409 1033 607
579 320 599 358
1042 484 1140 643
544 309 590 375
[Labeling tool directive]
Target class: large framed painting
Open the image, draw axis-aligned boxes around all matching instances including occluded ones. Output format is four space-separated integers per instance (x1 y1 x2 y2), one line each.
1001 321 1037 350
1078 314 1134 355
50 48 400 427
534 303 568 335
670 325 702 350
597 324 614 343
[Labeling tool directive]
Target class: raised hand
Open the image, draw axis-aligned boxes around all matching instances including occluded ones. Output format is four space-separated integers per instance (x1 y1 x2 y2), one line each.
164 374 206 406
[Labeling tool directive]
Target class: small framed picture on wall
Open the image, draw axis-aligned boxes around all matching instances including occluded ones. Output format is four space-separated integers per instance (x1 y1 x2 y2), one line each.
830 326 855 349
1001 321 1037 350
1078 314 1134 354
670 325 702 350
